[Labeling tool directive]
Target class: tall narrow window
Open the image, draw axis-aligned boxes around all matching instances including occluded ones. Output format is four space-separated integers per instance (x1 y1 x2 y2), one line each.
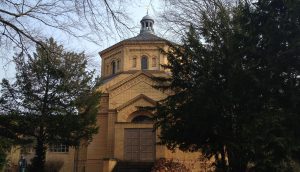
112 61 116 74
141 56 148 70
132 57 137 68
117 60 120 70
152 57 157 67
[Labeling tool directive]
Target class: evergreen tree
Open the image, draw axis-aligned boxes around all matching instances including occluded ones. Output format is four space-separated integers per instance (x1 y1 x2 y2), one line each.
0 138 12 170
154 0 300 171
0 38 100 172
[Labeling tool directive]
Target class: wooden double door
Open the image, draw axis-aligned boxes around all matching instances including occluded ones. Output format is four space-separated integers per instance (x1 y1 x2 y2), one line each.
124 128 155 161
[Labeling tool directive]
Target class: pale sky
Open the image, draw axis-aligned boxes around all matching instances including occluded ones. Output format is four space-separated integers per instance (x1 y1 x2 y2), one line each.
0 0 163 82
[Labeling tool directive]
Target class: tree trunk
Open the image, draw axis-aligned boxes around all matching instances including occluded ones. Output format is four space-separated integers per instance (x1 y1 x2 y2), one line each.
31 137 46 172
227 148 248 172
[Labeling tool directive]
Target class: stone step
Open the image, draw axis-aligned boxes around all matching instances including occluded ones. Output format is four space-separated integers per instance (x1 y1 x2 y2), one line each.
113 161 154 172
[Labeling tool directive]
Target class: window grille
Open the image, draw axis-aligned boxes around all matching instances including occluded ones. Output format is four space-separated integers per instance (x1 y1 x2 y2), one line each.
49 144 69 152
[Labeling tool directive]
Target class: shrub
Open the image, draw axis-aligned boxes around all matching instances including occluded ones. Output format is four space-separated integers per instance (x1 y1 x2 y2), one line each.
151 158 191 172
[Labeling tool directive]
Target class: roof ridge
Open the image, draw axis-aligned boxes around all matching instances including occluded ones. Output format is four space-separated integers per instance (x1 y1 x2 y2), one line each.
124 32 166 42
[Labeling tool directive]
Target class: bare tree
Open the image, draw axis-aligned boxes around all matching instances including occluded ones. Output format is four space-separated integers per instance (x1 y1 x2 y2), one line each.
159 0 233 42
0 0 134 54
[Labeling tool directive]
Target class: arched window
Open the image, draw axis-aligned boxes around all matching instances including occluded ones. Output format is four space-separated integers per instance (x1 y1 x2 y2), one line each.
141 56 148 70
132 57 137 68
117 60 120 70
131 115 152 123
152 57 157 67
111 61 116 74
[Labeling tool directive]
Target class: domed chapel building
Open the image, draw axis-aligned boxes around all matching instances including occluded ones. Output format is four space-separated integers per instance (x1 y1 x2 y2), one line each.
5 15 211 172
75 14 207 172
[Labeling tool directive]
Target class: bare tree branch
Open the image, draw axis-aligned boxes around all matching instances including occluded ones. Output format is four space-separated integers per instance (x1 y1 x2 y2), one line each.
159 0 234 42
0 0 134 58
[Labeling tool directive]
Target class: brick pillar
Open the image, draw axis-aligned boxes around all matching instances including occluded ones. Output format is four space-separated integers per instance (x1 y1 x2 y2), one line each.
106 109 117 158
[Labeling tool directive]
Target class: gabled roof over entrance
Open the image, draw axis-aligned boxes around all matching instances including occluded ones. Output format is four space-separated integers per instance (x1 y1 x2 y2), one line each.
116 94 156 111
106 71 154 92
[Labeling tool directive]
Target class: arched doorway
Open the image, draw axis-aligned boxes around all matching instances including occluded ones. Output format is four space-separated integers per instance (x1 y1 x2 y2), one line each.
124 114 155 161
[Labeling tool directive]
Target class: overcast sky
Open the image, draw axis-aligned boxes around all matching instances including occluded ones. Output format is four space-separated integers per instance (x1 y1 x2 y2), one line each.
0 0 163 82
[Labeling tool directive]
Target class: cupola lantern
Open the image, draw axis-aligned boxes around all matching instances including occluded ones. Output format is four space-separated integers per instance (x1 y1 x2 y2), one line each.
140 14 155 34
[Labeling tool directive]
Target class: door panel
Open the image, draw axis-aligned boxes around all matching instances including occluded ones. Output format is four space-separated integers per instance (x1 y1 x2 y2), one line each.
124 129 155 161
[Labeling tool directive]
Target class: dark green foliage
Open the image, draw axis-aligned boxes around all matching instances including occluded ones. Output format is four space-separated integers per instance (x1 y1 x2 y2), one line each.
0 138 12 170
0 128 30 170
151 158 191 172
0 38 100 172
154 0 300 171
